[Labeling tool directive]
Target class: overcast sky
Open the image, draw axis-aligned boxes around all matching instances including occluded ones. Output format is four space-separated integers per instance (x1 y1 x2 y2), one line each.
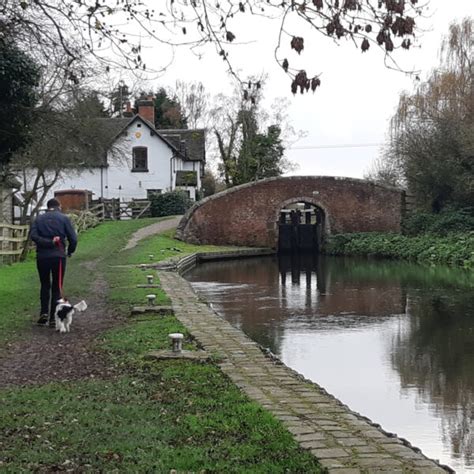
137 1 472 179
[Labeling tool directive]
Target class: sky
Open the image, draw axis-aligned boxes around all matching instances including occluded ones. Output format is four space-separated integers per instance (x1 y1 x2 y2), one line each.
135 0 472 179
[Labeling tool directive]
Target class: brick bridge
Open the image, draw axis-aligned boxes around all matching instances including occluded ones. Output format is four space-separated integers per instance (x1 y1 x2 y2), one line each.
176 176 405 249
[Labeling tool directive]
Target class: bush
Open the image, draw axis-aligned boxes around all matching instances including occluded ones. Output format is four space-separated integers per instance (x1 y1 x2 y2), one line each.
402 208 474 236
402 212 437 236
324 231 474 268
150 191 193 217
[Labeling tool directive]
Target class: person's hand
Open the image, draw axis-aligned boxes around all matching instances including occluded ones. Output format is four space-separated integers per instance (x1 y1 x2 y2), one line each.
53 236 61 246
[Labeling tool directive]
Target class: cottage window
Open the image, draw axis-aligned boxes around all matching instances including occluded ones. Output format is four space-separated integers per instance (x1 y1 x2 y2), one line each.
132 147 148 172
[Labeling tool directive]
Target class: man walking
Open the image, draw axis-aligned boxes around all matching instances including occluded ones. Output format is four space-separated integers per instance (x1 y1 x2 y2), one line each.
30 198 77 327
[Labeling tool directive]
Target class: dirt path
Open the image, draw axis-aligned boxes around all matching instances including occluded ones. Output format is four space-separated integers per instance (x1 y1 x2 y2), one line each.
0 261 120 389
0 218 182 389
123 216 182 250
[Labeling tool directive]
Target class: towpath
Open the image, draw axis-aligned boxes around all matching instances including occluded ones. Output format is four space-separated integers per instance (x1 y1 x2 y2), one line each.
159 268 449 474
123 215 182 250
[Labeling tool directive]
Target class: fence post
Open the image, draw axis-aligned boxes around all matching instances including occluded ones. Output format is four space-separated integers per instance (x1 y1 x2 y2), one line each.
0 223 29 264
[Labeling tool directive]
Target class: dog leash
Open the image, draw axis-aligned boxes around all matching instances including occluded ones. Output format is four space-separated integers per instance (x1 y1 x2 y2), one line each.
53 237 66 300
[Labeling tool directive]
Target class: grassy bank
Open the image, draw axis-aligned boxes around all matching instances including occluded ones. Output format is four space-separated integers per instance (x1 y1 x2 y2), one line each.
1 314 321 472
0 219 323 472
0 218 158 347
324 231 474 268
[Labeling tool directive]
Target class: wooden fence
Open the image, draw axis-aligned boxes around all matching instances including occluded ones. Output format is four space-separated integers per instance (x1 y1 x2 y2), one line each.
0 223 29 264
91 199 151 220
1 198 151 264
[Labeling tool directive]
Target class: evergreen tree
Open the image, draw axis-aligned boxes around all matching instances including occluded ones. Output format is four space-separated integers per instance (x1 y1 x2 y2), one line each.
153 88 187 129
0 37 39 170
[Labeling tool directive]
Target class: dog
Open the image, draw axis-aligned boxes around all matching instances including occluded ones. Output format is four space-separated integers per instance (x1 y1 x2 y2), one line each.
54 299 88 333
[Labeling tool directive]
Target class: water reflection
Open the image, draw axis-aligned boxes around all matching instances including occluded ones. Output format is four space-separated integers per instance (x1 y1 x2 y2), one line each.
392 291 474 468
186 255 474 472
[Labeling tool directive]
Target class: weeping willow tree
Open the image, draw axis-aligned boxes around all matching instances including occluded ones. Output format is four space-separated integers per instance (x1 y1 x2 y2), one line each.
367 18 473 211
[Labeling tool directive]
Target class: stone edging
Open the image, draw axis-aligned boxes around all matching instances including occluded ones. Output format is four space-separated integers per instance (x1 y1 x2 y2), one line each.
152 249 452 473
142 248 275 274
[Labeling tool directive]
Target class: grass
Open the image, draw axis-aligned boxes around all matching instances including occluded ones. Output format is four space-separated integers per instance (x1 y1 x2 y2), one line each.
0 259 38 344
0 363 320 472
0 218 161 347
0 218 324 473
107 266 170 315
101 314 194 362
120 228 239 265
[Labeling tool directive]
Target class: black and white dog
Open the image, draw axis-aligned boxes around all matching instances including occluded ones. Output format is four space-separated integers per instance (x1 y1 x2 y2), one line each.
54 299 88 333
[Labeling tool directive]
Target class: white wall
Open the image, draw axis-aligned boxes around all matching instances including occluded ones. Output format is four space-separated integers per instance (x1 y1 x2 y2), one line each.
104 121 175 200
29 119 203 204
55 169 103 200
56 120 176 201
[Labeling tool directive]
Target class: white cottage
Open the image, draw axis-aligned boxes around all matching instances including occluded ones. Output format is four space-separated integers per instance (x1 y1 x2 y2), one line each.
54 98 205 202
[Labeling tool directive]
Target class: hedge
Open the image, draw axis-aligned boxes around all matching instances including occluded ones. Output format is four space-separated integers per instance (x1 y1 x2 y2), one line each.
150 191 193 217
324 232 474 269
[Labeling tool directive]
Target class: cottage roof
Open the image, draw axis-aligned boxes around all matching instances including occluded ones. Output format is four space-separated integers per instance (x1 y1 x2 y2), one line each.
98 117 132 144
158 129 206 162
87 117 205 167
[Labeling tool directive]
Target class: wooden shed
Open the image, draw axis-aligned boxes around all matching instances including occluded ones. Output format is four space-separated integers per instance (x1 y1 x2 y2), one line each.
54 190 92 212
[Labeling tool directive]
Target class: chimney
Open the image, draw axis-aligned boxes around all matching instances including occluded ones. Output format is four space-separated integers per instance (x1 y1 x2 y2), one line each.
137 96 155 124
123 101 133 118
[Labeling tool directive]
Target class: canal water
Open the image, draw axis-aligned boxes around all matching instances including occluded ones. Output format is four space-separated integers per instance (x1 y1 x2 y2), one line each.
185 255 474 473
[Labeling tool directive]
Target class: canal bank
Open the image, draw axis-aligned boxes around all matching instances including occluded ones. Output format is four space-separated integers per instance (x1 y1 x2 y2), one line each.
154 250 451 473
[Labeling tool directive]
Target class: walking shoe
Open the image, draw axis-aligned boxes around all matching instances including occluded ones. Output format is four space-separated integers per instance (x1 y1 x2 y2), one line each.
49 318 56 329
37 314 48 326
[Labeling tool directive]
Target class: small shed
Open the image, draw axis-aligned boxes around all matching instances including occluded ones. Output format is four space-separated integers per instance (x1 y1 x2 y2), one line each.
54 189 92 212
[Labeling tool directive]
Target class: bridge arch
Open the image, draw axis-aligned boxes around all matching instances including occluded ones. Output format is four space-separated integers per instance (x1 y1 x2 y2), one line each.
275 198 329 252
176 176 404 249
274 196 331 235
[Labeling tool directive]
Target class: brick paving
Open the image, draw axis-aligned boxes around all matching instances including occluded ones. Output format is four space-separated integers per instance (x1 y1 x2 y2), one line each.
158 269 450 473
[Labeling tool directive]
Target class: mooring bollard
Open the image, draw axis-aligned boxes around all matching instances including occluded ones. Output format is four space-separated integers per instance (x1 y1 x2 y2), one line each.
169 333 184 353
146 294 156 306
149 254 154 261
146 274 154 285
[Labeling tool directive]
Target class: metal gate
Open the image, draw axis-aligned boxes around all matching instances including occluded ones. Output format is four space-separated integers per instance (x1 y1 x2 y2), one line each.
278 207 323 253
278 224 318 252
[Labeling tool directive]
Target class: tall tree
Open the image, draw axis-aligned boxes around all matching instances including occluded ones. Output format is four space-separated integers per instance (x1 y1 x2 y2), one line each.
368 18 473 211
110 82 131 117
212 81 291 187
13 93 119 224
152 88 187 129
234 109 285 185
175 81 209 129
0 37 39 171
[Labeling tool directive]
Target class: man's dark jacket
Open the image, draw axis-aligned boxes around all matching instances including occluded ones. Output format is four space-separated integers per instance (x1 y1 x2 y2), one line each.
30 210 78 259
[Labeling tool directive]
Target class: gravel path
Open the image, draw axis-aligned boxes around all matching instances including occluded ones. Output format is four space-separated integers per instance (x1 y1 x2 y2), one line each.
123 216 182 250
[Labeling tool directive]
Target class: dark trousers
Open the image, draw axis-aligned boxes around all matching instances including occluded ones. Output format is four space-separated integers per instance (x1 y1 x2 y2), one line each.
36 257 66 318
